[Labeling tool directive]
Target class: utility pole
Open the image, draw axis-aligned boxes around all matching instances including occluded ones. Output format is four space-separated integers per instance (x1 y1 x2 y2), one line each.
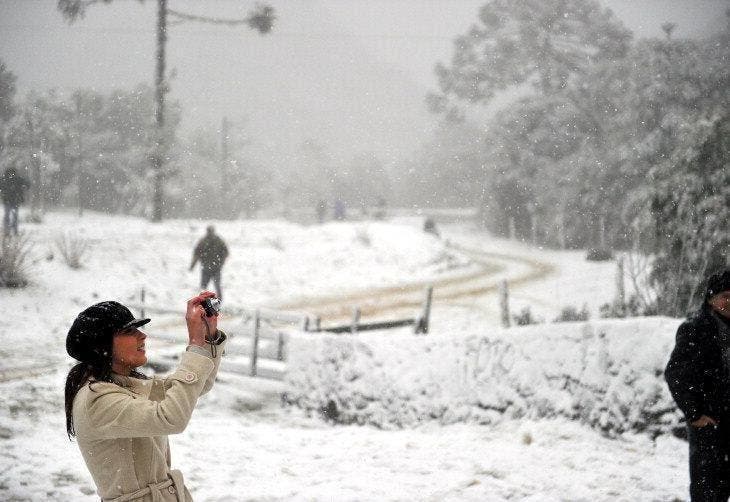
221 116 229 193
219 116 230 218
73 92 84 217
25 109 42 222
151 0 168 222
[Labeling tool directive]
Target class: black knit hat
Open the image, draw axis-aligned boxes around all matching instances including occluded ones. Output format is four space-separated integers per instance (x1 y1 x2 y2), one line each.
66 301 150 363
706 270 730 301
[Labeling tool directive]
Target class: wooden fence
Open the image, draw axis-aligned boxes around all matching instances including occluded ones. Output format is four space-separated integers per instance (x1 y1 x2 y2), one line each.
318 286 433 335
132 285 433 380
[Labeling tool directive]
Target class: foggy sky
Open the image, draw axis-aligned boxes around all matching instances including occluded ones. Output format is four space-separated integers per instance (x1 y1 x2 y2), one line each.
0 0 727 168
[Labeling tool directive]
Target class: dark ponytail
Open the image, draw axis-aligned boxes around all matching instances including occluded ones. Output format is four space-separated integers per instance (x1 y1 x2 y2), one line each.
65 363 90 439
64 358 113 439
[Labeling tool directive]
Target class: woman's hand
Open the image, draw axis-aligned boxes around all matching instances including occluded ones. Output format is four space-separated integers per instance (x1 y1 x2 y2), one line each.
185 291 219 347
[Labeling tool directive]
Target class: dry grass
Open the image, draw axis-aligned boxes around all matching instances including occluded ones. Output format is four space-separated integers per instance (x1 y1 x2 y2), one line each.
55 232 90 269
0 233 33 288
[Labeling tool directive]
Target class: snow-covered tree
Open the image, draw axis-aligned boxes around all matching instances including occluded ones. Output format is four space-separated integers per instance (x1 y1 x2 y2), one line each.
426 0 633 244
3 85 180 217
616 27 730 315
428 0 631 117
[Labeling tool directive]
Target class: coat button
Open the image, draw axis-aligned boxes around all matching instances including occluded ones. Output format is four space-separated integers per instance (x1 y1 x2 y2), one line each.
168 485 176 494
184 373 195 382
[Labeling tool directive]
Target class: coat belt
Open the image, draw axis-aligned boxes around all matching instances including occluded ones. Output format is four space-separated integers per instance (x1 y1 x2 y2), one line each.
103 469 185 502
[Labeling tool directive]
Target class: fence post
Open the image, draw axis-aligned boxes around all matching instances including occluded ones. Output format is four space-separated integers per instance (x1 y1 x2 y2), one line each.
499 280 510 328
530 211 537 246
301 316 310 332
250 309 260 377
315 316 321 332
350 307 361 334
140 287 146 318
415 285 433 334
616 256 625 316
277 331 285 361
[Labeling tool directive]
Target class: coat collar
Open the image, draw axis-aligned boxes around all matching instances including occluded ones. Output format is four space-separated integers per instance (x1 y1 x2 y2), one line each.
109 372 151 394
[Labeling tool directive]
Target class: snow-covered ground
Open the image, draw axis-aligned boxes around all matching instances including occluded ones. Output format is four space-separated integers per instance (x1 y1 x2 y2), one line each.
1 368 689 501
1 211 470 365
0 210 688 501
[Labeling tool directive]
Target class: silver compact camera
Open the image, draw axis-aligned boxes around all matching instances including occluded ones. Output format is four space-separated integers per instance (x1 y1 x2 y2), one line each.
201 298 221 317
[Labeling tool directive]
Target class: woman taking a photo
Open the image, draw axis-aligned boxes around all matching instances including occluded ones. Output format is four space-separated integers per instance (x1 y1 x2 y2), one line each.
64 291 226 501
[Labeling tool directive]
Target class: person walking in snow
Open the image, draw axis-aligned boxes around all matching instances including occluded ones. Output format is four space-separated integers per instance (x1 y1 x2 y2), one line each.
666 269 730 501
189 225 229 300
333 198 346 220
64 292 226 501
316 199 327 224
0 167 30 237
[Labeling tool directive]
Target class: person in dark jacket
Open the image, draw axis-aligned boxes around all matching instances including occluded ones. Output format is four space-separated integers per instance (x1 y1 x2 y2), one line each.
0 167 30 236
666 269 730 501
189 225 229 300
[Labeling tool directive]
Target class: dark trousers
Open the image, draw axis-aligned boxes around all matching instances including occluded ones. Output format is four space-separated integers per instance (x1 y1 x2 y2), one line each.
688 423 730 501
200 268 222 300
3 203 19 236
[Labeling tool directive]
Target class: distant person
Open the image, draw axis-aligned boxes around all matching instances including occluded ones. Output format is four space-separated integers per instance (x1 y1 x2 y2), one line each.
64 293 225 502
189 225 229 300
358 198 368 218
666 270 730 501
0 167 30 237
333 199 346 221
316 199 327 224
374 196 387 220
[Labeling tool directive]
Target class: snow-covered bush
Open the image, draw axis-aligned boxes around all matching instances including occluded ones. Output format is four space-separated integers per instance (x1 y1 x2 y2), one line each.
554 304 590 322
55 232 90 269
0 233 33 287
285 318 684 437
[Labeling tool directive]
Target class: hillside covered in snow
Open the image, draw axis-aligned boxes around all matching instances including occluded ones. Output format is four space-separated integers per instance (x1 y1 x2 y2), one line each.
0 211 691 501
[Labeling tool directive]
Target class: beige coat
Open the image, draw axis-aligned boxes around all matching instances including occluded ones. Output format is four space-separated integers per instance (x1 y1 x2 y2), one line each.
73 339 225 501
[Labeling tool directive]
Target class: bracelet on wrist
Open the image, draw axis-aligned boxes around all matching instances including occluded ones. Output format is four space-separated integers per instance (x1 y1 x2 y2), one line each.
205 330 226 345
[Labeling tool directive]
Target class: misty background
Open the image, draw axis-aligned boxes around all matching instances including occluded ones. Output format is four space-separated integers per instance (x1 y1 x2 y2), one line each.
0 0 728 316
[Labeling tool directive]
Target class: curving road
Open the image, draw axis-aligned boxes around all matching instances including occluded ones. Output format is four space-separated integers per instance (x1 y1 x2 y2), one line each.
278 240 555 325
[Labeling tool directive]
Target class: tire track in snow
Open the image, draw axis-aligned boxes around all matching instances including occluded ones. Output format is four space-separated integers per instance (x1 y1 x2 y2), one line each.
278 241 555 323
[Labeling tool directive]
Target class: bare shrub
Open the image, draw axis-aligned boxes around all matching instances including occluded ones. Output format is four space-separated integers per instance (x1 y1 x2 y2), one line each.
554 304 590 323
513 307 542 326
264 236 284 251
55 232 90 269
585 247 613 261
623 249 658 315
355 226 371 247
600 294 657 319
0 233 33 288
